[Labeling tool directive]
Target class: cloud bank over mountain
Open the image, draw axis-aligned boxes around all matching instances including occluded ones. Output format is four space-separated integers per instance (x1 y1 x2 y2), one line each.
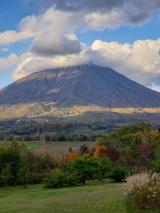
0 0 160 90
11 38 160 87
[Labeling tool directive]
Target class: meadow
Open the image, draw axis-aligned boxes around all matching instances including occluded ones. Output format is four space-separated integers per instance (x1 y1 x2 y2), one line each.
0 141 95 157
0 181 159 213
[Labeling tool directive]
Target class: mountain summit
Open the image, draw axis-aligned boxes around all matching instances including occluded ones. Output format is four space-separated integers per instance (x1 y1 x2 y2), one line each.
0 64 160 107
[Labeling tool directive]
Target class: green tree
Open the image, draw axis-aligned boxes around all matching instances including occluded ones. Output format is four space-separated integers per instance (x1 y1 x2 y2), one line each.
18 153 30 187
70 156 99 184
79 144 89 154
0 164 12 187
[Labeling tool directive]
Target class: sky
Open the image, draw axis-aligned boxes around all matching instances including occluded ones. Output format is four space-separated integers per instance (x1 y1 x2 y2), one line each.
0 0 160 90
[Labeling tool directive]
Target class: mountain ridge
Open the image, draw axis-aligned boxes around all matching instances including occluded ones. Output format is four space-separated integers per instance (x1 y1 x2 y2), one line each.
0 64 160 108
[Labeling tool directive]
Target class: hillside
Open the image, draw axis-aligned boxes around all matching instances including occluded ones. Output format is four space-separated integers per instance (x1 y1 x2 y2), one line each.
0 64 160 108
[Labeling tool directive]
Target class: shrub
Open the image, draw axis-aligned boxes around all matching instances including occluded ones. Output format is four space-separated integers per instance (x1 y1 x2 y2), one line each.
97 156 113 179
17 152 31 187
110 165 128 182
70 156 99 184
125 172 160 210
0 164 12 187
45 168 67 188
66 172 80 187
45 168 80 188
29 172 44 184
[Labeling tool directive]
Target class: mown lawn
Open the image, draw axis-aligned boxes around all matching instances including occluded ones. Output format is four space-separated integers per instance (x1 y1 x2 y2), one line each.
0 181 158 213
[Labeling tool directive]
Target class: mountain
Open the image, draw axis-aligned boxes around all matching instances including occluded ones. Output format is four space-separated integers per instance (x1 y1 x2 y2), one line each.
0 64 160 108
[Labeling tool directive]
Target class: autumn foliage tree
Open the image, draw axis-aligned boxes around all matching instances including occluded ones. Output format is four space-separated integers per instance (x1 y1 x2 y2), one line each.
139 142 154 158
94 146 107 156
105 147 120 162
67 152 80 162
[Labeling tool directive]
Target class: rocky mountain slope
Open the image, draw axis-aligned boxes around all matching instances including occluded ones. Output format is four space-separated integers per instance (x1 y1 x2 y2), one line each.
0 64 160 108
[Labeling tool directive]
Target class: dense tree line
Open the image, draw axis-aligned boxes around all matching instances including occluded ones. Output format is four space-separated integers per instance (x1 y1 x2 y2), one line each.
0 123 160 188
0 120 106 142
0 141 54 187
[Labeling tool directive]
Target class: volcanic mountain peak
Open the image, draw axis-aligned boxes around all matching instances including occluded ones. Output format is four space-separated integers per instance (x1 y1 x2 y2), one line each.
0 64 160 108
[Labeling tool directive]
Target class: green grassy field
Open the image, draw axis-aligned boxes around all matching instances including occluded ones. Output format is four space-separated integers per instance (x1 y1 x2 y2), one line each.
0 181 158 213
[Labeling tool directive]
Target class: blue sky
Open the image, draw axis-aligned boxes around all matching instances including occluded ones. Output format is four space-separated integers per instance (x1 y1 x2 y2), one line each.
0 0 160 90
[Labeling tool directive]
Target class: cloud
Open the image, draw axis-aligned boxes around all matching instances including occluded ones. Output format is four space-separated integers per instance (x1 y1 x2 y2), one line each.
1 0 160 46
0 1 160 91
0 8 82 46
12 39 160 89
0 52 31 74
54 0 160 28
13 48 89 79
0 30 33 45
31 32 82 56
20 0 54 11
0 54 18 72
91 39 160 84
149 83 160 92
18 2 160 33
55 0 125 12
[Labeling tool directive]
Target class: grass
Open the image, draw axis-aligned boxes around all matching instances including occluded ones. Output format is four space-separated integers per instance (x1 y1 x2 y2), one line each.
0 141 95 154
0 141 42 150
0 181 159 213
0 141 95 157
31 141 95 157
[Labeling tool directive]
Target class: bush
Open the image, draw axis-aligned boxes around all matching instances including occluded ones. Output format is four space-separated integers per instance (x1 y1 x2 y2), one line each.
66 172 80 187
70 156 99 184
110 165 128 182
125 172 160 210
97 156 113 179
0 164 12 187
45 168 80 188
45 155 115 188
45 168 67 188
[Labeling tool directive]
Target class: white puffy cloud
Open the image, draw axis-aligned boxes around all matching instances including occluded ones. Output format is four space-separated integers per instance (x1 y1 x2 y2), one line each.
12 49 89 79
85 10 123 30
0 8 83 46
0 30 33 45
12 39 160 89
91 39 160 84
1 0 160 46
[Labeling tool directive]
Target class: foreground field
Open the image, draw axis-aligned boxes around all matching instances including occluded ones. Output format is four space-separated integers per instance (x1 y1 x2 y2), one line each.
0 182 158 213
